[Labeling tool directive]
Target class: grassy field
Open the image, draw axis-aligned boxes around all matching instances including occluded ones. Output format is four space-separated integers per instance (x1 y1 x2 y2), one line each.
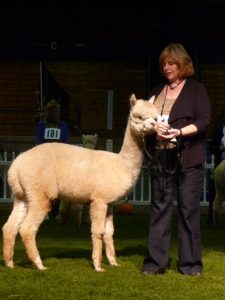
1 207 225 300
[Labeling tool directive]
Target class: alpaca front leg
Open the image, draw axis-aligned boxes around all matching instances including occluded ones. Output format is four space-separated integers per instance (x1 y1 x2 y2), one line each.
91 233 104 272
104 205 119 267
90 200 108 272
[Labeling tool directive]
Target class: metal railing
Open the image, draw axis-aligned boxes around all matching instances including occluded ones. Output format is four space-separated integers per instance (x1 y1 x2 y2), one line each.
0 150 215 206
125 156 215 206
0 151 15 203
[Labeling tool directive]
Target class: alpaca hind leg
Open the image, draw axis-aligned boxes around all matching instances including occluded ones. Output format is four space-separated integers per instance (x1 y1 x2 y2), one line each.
19 202 50 270
59 201 71 225
104 205 119 267
83 203 91 224
2 199 28 268
71 203 84 226
90 200 108 272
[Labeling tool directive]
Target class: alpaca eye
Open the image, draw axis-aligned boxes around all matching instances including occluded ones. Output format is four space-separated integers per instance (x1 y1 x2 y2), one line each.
134 114 142 120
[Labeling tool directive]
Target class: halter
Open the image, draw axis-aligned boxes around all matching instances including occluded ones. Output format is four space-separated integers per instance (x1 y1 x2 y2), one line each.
129 113 156 125
129 111 157 161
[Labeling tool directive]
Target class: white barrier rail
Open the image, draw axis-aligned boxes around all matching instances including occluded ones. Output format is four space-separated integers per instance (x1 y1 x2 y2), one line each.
0 150 215 206
125 156 215 206
0 151 15 203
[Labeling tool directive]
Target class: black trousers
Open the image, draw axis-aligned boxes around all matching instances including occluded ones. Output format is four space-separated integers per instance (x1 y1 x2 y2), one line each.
143 150 204 274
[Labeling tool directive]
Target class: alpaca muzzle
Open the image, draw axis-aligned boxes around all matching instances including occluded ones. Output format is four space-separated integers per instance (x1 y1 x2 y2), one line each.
142 117 157 134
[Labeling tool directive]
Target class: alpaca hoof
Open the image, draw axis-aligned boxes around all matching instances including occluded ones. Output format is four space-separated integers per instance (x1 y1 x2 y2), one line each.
111 262 120 267
95 267 105 272
108 258 119 267
34 257 48 270
37 264 48 271
6 261 14 268
97 268 105 272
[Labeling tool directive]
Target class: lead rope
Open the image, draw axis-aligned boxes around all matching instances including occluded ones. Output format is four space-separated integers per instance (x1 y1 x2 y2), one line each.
142 134 169 177
142 135 153 161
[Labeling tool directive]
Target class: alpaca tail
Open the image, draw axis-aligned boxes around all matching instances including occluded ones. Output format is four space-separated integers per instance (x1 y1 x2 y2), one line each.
7 163 24 200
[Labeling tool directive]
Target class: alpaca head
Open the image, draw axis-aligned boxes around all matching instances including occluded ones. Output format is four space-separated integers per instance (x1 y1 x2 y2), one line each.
82 134 98 149
129 94 157 136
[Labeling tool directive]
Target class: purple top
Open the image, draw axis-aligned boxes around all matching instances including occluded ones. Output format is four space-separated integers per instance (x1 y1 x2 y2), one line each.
36 120 70 145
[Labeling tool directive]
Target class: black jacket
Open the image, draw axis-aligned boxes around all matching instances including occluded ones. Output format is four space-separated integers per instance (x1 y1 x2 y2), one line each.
146 78 211 169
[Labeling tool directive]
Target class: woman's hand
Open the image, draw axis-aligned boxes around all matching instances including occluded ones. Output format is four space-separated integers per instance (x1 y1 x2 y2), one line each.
156 124 181 140
156 122 172 140
155 122 170 135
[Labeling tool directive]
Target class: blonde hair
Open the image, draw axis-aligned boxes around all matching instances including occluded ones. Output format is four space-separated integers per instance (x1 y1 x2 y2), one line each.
159 43 194 78
45 99 60 112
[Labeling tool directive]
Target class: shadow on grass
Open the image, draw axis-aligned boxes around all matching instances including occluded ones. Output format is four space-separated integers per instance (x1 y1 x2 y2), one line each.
39 244 146 260
0 248 92 269
47 248 91 260
117 244 146 257
1 244 147 270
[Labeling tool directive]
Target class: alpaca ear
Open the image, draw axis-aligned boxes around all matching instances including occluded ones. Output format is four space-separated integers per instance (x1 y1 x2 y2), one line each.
148 95 155 104
130 94 137 107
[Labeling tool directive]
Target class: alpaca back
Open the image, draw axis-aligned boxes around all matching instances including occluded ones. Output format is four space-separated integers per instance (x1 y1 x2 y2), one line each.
8 143 134 204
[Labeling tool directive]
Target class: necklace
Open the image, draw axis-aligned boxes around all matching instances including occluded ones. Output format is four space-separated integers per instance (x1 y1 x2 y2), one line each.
160 85 168 116
169 80 184 89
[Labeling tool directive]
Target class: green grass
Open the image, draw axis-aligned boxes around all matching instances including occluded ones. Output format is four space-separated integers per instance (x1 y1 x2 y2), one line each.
1 208 225 300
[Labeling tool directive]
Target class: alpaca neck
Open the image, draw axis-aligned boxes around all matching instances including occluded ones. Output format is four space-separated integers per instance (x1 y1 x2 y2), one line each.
119 122 143 169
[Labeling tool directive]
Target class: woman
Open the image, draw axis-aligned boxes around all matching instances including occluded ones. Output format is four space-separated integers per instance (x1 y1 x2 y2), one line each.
36 99 70 145
142 43 211 276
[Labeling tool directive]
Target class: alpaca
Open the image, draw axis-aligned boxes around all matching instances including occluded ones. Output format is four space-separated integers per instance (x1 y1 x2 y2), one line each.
2 94 157 272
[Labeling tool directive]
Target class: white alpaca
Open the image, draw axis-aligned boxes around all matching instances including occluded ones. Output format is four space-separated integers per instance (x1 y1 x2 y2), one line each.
2 95 157 272
59 133 98 225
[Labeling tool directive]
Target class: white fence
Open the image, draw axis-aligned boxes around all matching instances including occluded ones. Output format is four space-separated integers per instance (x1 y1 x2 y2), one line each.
125 157 215 206
0 150 215 206
0 151 15 202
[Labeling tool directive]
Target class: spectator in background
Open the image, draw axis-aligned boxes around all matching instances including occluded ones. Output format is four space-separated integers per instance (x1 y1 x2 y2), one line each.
211 118 225 167
36 99 70 218
0 143 4 197
207 117 225 224
36 99 69 145
213 122 225 224
219 125 225 160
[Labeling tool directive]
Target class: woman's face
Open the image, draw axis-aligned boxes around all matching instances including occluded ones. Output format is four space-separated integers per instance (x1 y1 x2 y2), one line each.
46 107 60 123
162 58 180 83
